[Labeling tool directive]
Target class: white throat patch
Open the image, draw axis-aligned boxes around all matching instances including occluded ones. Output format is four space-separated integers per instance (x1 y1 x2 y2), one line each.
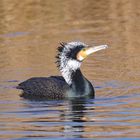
67 59 81 71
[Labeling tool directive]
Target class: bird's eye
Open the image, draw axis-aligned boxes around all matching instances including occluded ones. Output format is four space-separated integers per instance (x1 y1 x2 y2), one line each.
83 48 86 51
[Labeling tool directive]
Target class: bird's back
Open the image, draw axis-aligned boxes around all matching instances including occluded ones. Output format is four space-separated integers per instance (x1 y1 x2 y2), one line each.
17 76 69 99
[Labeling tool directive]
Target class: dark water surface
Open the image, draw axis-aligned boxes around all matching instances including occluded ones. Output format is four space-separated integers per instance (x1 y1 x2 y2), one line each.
0 0 140 139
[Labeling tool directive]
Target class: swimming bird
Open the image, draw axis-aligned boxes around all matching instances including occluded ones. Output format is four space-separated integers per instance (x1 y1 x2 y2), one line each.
17 42 108 99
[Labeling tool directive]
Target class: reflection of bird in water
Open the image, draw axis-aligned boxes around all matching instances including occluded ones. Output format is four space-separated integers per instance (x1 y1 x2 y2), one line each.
70 99 87 122
64 99 95 137
17 42 108 99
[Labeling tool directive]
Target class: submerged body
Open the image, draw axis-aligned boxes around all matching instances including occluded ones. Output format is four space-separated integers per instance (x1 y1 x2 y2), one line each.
17 42 108 99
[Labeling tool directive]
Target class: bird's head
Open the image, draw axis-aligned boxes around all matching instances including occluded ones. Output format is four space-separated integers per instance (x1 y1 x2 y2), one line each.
56 41 108 71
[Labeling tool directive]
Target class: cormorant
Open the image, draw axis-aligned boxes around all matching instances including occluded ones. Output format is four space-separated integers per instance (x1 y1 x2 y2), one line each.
17 42 108 99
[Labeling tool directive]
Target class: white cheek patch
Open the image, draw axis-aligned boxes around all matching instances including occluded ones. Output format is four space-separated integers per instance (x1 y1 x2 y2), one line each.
67 59 81 71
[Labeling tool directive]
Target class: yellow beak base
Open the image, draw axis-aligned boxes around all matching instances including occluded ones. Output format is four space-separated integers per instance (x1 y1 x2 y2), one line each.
77 44 108 61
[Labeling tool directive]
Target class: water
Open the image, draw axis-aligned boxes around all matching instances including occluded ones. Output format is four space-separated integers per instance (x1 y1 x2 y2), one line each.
0 0 140 139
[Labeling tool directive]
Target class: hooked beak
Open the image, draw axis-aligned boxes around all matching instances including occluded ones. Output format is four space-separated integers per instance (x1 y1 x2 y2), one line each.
77 45 108 61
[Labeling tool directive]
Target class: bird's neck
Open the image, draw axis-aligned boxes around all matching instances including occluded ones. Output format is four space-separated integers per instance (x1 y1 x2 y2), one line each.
71 69 88 94
61 68 94 97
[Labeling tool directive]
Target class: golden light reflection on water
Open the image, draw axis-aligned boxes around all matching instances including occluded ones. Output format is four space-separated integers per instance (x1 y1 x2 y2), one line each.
0 0 140 139
0 0 139 82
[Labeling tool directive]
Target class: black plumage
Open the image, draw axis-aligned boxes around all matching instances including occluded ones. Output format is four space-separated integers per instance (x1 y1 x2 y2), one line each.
17 76 69 99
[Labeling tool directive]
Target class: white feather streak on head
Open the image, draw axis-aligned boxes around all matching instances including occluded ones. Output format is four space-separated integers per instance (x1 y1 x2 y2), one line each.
66 41 87 48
